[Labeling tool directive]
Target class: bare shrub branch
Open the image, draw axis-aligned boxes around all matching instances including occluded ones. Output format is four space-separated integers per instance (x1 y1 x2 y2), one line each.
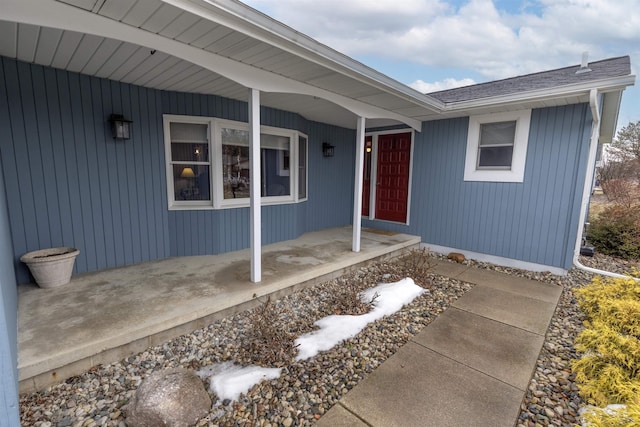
328 275 378 316
394 248 435 288
239 296 299 367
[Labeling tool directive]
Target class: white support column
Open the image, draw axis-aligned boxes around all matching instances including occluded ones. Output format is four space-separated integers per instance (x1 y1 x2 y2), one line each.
352 116 366 252
249 88 261 283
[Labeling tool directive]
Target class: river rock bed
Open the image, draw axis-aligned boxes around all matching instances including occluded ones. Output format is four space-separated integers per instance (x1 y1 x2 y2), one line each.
502 254 635 427
20 259 473 427
19 253 637 427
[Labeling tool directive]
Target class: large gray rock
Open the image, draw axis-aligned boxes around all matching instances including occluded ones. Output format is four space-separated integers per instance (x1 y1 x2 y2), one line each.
126 368 211 427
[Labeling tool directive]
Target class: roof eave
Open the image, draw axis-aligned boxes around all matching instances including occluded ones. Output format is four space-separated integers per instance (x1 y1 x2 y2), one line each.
442 74 636 112
168 0 445 111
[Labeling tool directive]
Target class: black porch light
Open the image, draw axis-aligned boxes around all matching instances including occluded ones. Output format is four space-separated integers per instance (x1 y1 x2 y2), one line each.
322 142 335 158
109 114 133 140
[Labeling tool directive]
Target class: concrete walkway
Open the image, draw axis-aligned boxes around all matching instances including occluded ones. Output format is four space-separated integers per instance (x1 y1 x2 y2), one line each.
316 260 563 427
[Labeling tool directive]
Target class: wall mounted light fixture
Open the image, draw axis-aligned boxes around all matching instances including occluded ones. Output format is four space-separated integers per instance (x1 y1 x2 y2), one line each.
109 114 133 140
322 142 335 158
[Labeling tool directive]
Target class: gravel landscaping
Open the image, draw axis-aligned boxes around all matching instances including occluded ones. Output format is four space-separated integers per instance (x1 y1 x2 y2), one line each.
19 252 638 427
513 254 638 427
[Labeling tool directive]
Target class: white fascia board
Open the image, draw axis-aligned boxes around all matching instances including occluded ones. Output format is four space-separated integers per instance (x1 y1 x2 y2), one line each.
169 0 444 112
599 90 624 144
4 0 422 131
443 75 636 113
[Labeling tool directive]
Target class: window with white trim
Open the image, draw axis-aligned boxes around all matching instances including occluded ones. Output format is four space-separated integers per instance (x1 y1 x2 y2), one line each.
464 110 532 182
164 115 307 209
298 135 307 200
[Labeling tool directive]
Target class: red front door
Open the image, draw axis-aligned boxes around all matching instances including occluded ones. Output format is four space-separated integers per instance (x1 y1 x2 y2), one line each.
375 132 411 223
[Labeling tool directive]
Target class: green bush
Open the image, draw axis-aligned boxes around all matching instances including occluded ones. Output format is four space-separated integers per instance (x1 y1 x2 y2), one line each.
588 205 640 260
572 275 640 426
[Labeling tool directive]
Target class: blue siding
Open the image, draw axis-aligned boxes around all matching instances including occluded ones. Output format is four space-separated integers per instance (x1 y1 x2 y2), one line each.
306 121 356 231
364 105 591 270
1 57 171 283
0 164 20 424
1 57 357 281
3 55 594 277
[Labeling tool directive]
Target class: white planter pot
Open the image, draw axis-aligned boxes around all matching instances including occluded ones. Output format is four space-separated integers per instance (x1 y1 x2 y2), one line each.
20 247 80 289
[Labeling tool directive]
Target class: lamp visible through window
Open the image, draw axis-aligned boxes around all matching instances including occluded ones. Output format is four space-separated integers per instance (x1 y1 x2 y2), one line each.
180 167 196 178
109 114 133 140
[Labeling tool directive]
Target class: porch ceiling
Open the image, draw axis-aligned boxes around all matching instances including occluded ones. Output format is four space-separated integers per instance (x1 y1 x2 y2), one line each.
0 0 445 130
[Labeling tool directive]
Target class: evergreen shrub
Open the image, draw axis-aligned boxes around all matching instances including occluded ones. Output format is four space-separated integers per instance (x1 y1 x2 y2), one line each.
588 205 640 260
572 274 640 426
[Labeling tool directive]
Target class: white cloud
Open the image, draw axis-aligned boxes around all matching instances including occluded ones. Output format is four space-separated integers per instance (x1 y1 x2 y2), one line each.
409 77 476 93
244 0 640 123
244 0 640 80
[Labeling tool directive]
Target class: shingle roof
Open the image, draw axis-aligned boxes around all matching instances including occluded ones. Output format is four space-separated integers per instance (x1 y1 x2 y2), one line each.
428 56 631 103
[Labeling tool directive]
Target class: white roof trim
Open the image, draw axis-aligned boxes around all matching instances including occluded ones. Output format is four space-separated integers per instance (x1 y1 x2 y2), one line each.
4 0 422 130
169 0 444 111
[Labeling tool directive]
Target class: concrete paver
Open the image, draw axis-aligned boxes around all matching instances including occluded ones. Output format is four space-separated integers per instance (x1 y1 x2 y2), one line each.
453 285 558 335
456 267 562 303
324 343 524 427
318 261 563 427
429 259 470 278
412 307 544 390
314 405 368 427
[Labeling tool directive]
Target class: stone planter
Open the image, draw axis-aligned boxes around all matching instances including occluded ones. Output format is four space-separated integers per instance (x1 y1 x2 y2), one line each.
20 247 80 288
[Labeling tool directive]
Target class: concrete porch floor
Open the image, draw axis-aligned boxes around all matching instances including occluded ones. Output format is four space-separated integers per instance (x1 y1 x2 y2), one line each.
18 227 420 394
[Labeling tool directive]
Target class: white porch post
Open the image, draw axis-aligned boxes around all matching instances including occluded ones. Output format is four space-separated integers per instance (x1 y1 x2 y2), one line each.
352 116 366 252
249 88 261 283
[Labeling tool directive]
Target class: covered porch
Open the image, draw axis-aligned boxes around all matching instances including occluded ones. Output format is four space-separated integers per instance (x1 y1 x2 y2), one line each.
18 227 420 394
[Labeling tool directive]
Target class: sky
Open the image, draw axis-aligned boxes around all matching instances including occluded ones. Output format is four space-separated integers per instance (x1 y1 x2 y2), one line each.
242 0 640 134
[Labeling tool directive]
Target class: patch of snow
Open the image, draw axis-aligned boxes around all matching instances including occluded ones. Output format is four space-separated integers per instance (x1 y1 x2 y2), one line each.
197 362 282 403
579 404 628 426
295 278 425 361
197 278 425 404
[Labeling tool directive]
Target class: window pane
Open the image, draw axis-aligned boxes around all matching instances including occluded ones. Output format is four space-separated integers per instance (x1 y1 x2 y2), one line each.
170 122 207 141
261 146 290 197
222 143 250 199
173 164 210 200
222 130 293 199
171 142 209 162
478 146 513 168
479 121 516 146
298 136 307 199
222 128 249 146
261 133 289 150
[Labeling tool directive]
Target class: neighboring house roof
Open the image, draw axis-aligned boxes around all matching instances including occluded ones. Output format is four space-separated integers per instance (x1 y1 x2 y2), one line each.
428 56 632 103
0 0 635 130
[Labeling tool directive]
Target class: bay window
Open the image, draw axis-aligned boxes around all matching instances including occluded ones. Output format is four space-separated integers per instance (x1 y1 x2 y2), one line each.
164 115 307 209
